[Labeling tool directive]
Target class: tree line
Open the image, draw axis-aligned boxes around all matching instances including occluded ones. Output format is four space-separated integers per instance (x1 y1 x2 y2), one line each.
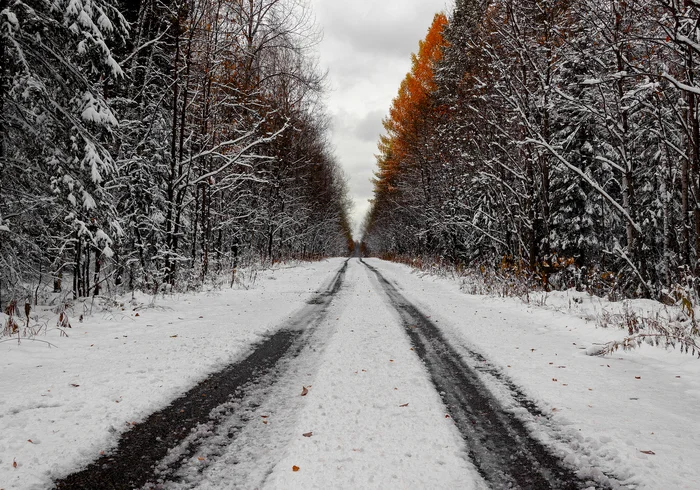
1 0 353 300
363 0 700 300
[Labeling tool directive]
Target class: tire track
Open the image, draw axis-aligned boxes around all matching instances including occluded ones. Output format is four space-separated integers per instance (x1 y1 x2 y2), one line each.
54 260 348 490
362 259 601 489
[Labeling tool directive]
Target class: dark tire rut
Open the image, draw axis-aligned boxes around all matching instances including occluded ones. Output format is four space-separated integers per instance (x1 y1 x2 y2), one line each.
54 260 348 490
362 259 608 490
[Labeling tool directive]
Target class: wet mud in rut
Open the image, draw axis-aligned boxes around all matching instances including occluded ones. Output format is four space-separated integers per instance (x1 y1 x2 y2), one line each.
54 261 348 490
362 260 603 490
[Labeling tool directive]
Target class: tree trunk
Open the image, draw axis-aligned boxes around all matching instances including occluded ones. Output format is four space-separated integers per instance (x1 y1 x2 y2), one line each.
93 248 102 296
74 233 82 299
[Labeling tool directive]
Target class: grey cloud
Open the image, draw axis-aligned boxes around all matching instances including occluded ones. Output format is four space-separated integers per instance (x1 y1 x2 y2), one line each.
317 1 448 58
354 109 386 142
330 109 384 144
331 110 353 133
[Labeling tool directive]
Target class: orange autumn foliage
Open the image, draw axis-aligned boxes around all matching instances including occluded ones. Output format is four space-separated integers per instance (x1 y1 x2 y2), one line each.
374 13 448 195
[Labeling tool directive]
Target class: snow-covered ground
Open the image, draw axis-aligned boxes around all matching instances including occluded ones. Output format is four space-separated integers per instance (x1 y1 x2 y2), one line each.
0 259 345 490
368 258 700 489
2 257 698 489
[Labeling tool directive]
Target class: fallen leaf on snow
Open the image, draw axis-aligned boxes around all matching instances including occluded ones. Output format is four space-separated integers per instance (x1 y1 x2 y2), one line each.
303 432 313 437
640 450 655 455
399 403 409 407
170 335 178 338
292 465 300 472
301 386 309 396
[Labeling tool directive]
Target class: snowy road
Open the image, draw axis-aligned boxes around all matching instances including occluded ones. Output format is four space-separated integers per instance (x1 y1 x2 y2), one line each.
12 257 698 489
362 260 586 489
50 258 603 489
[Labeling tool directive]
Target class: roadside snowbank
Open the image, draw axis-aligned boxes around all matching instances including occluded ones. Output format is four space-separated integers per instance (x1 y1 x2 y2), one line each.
0 259 345 490
367 258 700 490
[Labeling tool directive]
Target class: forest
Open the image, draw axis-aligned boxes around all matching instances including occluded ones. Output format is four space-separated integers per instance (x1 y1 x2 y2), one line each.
363 0 700 301
0 0 354 301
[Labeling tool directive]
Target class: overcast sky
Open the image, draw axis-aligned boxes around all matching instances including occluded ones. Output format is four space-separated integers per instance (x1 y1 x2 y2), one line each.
308 0 450 237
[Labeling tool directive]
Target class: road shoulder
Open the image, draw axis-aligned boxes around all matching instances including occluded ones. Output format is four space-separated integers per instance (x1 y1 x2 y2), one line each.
0 259 346 490
366 258 700 489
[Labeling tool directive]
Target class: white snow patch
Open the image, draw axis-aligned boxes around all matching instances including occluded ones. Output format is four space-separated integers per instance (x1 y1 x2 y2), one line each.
0 259 345 490
367 258 700 489
82 190 96 209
